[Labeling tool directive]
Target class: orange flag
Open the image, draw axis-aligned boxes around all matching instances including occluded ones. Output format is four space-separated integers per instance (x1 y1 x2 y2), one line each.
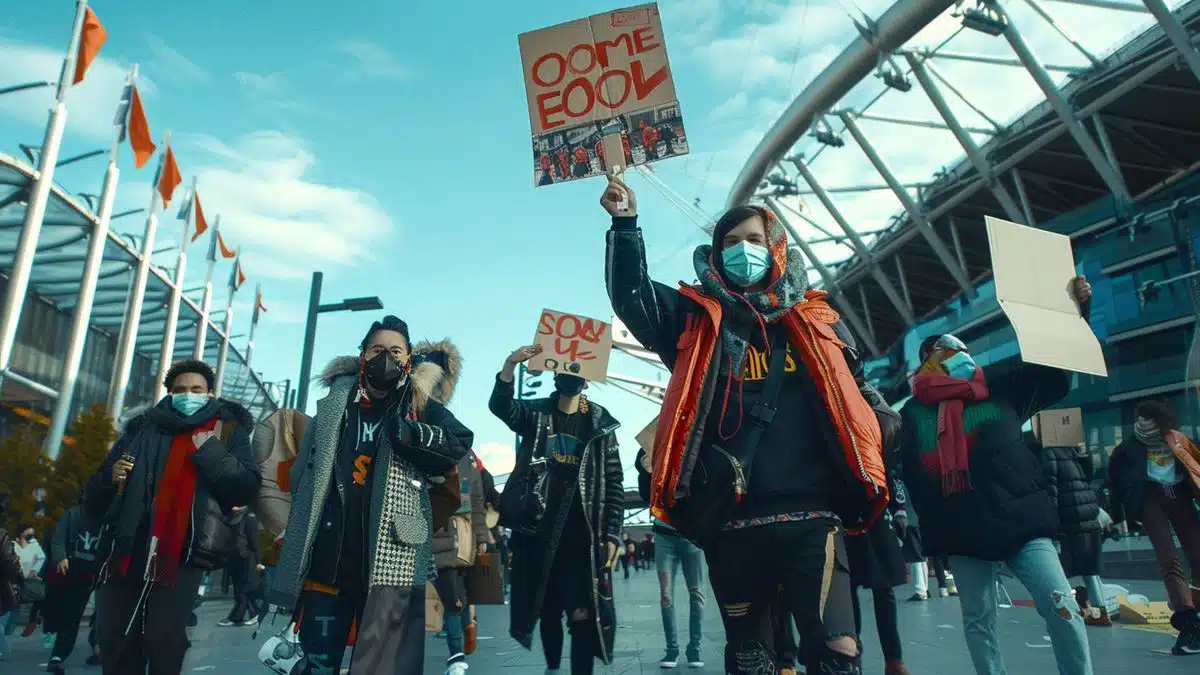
190 193 209 242
256 290 267 313
73 8 108 85
235 262 247 290
127 86 156 169
216 231 236 259
158 147 182 207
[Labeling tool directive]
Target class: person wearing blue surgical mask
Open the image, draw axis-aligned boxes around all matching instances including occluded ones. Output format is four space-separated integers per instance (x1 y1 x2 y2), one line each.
900 279 1100 675
83 359 260 675
602 177 902 675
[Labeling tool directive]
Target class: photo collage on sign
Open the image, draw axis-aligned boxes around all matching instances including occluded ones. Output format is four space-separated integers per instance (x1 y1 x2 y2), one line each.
531 101 689 187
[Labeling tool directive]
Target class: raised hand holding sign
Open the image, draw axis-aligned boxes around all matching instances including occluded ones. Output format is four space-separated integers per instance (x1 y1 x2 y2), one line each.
530 309 613 382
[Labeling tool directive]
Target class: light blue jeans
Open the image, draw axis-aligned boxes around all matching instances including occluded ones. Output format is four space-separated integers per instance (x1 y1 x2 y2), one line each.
0 611 11 656
951 538 1093 675
655 531 705 655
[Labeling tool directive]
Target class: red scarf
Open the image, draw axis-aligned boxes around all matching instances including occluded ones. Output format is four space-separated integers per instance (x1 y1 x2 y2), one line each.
149 417 218 585
912 369 989 495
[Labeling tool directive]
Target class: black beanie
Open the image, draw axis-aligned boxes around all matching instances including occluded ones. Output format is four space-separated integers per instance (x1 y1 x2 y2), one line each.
361 315 411 350
918 335 942 362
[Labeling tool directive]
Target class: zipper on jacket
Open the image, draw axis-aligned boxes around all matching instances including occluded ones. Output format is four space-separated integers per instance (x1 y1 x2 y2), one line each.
803 321 877 494
577 435 609 664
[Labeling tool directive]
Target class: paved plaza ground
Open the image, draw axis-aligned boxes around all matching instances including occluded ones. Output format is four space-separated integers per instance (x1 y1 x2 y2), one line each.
0 571 1190 673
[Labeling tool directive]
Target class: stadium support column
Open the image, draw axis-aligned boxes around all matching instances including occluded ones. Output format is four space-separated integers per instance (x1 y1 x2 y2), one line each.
1141 0 1200 85
837 112 977 298
789 158 916 326
107 132 169 421
44 64 133 460
994 2 1131 207
904 52 1026 223
0 0 89 386
764 195 881 356
154 181 193 401
214 302 234 397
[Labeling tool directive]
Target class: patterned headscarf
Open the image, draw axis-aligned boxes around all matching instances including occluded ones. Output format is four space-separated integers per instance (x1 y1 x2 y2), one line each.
693 204 809 375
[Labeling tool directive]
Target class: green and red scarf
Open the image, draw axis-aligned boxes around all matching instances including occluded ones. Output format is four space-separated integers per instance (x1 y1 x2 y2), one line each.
912 368 989 495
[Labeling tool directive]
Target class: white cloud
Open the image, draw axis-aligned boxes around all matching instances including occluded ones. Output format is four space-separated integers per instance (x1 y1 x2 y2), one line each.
667 0 1159 268
234 71 287 97
333 40 409 81
0 38 157 141
476 442 516 477
145 35 211 84
173 130 395 277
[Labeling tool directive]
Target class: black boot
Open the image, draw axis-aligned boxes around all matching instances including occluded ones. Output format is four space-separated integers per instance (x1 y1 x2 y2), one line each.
1171 609 1200 656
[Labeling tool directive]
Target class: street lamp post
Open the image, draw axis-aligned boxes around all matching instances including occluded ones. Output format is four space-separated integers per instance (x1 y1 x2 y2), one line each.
295 271 383 411
514 362 543 448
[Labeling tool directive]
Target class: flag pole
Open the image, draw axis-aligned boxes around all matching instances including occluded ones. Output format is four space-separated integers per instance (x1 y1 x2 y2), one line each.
213 251 238 397
246 283 261 370
193 216 218 360
154 176 194 400
107 130 168 420
45 61 132 458
0 0 91 387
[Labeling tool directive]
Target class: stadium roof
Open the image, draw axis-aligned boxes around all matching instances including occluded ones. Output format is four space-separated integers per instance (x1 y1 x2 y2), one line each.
727 0 1200 355
0 152 279 419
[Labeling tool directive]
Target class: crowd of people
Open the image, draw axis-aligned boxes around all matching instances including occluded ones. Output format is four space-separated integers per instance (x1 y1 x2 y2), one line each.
0 177 1198 675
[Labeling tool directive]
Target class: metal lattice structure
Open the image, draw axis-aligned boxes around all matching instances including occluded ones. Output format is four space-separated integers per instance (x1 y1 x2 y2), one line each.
728 0 1200 356
0 152 279 423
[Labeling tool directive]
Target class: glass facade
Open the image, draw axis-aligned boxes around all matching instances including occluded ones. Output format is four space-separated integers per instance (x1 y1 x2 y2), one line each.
874 174 1200 477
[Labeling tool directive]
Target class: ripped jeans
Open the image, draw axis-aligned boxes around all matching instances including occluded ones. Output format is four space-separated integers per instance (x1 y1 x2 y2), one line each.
951 538 1093 675
706 519 858 675
655 531 705 655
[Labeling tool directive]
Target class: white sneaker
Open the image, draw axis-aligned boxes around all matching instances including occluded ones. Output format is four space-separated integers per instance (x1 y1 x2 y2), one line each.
446 661 469 675
939 588 949 598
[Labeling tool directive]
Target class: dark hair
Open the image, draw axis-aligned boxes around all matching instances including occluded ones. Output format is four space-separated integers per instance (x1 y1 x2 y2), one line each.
0 493 8 520
17 523 34 537
164 359 216 391
361 315 411 351
1135 399 1178 432
918 335 941 362
712 205 768 243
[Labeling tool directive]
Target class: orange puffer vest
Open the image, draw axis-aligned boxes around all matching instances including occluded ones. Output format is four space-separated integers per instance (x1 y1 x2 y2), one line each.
649 287 889 534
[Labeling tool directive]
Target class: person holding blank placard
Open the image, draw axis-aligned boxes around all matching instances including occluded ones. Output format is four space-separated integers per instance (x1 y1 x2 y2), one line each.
898 276 1097 675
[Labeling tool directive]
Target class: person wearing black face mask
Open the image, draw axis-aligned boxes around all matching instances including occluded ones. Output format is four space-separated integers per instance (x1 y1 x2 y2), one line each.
491 344 624 675
272 317 474 674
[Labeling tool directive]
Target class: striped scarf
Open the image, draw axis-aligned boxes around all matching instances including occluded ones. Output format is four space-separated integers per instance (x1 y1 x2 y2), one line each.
1134 417 1163 448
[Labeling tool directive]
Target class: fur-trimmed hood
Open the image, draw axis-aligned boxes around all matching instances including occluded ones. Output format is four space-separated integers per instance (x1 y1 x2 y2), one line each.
319 338 461 417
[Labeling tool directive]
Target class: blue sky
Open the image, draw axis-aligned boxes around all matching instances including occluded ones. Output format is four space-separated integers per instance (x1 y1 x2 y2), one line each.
0 0 1156 485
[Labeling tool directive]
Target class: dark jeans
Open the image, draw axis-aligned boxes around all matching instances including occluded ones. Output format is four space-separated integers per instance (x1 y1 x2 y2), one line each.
1141 481 1200 612
46 582 92 662
434 567 469 661
97 566 204 675
932 556 951 588
539 539 599 675
296 584 425 674
850 586 902 662
706 519 858 674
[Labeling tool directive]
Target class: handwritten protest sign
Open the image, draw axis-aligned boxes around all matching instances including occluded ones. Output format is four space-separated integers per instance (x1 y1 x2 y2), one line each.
519 3 689 186
531 309 613 382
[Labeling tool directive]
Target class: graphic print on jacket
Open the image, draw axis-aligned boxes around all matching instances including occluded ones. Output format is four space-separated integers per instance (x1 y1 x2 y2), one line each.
702 325 839 519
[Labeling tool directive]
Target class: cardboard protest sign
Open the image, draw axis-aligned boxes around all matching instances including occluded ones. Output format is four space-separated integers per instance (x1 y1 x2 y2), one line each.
1032 407 1084 448
519 3 689 186
636 416 658 452
986 216 1108 377
532 309 613 382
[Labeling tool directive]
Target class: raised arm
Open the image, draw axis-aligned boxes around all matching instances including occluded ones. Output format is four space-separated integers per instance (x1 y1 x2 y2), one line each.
601 176 684 368
488 345 541 434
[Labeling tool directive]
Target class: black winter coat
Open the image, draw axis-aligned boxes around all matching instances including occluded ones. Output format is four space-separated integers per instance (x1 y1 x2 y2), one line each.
1040 443 1102 577
1039 444 1100 536
899 358 1068 561
490 375 623 664
85 397 261 581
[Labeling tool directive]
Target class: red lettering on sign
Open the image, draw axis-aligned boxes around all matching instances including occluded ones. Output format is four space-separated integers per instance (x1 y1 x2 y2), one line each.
531 26 670 131
535 312 609 373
